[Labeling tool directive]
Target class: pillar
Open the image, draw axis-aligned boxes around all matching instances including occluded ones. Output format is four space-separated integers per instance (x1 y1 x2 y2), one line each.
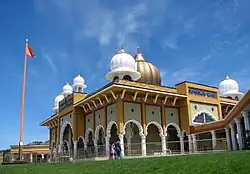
29 154 33 163
68 131 72 157
73 141 77 159
191 134 197 153
235 118 244 150
119 134 124 157
141 135 146 156
225 127 232 151
211 130 217 150
105 136 110 157
179 134 185 154
58 144 62 153
230 123 237 150
188 135 193 153
242 111 250 137
161 136 167 154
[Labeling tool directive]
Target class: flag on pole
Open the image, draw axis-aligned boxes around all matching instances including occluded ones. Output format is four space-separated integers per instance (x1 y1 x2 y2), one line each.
26 41 35 58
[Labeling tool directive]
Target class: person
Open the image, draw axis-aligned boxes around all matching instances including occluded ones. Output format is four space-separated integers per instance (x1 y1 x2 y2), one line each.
115 140 121 159
110 142 116 160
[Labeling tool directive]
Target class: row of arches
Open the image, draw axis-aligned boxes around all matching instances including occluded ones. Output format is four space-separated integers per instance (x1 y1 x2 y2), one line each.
58 120 189 158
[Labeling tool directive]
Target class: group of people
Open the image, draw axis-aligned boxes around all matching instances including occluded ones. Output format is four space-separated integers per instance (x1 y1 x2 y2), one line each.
110 140 122 160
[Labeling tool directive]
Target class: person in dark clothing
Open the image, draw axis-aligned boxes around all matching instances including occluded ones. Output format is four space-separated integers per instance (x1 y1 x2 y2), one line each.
115 141 121 159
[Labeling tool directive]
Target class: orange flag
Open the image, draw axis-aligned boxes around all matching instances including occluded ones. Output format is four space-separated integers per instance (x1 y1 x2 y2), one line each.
26 42 35 58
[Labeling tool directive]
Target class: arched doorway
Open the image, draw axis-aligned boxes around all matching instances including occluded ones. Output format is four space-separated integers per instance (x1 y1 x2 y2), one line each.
86 131 94 157
62 124 73 156
77 137 85 159
166 125 180 153
110 124 119 144
146 123 162 155
124 121 143 156
95 126 105 157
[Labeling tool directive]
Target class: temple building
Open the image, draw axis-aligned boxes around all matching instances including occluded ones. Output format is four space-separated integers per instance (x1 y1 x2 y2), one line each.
40 47 250 160
8 141 50 163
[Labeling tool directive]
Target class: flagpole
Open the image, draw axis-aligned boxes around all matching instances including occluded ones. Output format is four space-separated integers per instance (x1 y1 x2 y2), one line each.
18 38 28 161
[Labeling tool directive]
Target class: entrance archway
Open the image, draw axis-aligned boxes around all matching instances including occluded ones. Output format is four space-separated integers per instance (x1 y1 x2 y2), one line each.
95 125 105 157
146 122 163 155
166 124 180 153
110 124 119 144
77 137 85 159
123 120 143 156
86 130 94 157
62 123 73 156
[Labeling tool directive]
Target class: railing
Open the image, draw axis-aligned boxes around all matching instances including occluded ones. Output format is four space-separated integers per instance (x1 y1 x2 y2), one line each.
4 138 231 163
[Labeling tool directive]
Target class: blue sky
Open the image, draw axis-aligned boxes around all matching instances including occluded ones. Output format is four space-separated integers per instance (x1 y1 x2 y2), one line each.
1 0 250 149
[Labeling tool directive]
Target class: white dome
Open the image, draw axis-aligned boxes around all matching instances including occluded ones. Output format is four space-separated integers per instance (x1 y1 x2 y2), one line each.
53 94 64 113
62 83 73 95
54 94 64 107
73 74 85 86
106 48 141 81
110 48 136 71
219 76 242 97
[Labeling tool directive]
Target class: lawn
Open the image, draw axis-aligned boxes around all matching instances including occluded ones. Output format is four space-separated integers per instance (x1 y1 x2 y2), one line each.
1 151 250 174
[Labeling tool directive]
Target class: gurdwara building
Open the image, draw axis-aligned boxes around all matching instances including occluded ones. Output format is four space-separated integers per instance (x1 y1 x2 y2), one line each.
40 47 250 159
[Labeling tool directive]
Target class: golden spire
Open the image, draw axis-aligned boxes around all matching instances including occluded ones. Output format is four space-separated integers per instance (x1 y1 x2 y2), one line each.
135 46 145 61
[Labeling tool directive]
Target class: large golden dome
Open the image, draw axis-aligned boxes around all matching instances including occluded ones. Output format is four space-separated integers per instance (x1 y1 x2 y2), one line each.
135 48 161 85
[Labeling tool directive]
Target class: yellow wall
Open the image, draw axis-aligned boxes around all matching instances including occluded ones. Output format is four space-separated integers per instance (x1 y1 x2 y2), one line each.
74 106 85 141
46 81 239 142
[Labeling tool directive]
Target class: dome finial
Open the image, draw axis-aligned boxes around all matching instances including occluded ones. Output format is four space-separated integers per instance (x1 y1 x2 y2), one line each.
135 47 145 61
137 46 141 54
118 45 125 53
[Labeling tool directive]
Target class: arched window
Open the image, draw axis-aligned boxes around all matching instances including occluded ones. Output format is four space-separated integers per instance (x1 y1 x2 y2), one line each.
123 75 132 81
113 76 119 82
193 112 216 124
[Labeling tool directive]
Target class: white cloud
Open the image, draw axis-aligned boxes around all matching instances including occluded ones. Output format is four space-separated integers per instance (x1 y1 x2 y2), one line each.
162 32 180 49
201 55 211 61
34 0 169 48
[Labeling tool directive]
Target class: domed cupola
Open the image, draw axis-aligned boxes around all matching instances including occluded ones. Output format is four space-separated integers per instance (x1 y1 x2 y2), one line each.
52 94 64 113
105 47 141 82
73 74 87 93
62 82 73 96
219 75 243 100
135 47 161 85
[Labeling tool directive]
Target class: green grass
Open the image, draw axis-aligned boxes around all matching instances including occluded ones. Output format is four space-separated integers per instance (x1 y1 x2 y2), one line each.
1 151 250 174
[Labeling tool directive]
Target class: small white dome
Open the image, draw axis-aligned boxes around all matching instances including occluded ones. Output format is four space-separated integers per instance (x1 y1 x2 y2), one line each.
219 76 243 98
53 94 64 113
62 83 73 95
54 94 64 107
73 74 85 86
106 48 141 81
